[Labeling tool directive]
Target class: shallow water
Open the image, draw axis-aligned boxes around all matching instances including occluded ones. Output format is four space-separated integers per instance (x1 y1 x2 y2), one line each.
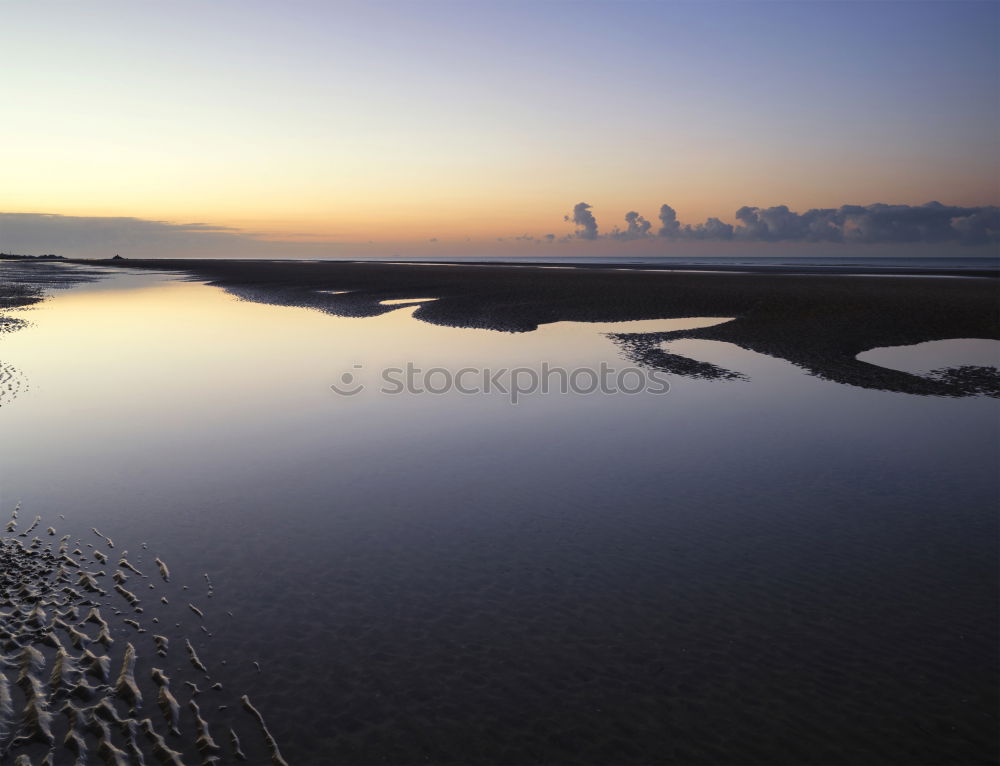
858 338 1000 375
0 266 997 764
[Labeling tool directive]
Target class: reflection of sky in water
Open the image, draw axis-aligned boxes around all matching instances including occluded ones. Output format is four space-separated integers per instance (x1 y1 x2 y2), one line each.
0 270 997 764
378 297 439 305
858 337 1000 375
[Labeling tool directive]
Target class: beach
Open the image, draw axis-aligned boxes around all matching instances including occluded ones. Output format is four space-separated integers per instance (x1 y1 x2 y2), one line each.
0 258 997 764
6 1 999 762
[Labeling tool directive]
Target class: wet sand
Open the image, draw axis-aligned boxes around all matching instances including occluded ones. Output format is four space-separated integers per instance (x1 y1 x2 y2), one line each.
0 264 291 763
0 505 285 764
67 257 1000 396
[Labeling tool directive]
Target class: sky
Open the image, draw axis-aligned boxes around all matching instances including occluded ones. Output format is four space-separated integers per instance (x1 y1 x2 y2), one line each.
1 0 998 258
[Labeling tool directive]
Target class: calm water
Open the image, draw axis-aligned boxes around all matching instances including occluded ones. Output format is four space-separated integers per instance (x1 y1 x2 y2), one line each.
363 255 1000 271
1 265 997 764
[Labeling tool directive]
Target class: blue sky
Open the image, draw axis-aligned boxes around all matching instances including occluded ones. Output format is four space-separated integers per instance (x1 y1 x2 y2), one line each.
1 0 997 256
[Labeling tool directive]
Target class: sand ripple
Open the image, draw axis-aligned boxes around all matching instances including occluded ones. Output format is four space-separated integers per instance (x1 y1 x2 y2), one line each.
0 505 283 764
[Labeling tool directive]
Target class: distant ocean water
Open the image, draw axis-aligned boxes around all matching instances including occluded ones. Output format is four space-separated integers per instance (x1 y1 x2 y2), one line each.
355 254 1000 271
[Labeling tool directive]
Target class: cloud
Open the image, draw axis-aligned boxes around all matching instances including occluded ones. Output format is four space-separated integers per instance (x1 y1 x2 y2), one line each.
718 201 998 244
176 222 242 232
564 202 599 240
0 212 306 258
735 205 809 241
610 211 652 240
627 201 999 245
0 212 401 258
837 202 1000 245
658 204 681 238
5 200 997 263
685 217 735 240
951 208 1000 245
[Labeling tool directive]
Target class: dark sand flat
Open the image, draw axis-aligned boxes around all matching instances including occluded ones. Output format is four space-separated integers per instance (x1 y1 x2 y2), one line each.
64 258 1000 396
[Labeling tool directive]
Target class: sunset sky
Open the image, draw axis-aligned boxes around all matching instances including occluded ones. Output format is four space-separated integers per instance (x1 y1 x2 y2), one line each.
2 0 998 257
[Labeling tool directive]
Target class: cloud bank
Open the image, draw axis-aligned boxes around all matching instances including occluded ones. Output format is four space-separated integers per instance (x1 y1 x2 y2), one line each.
0 213 363 258
571 201 1000 245
2 201 997 261
0 213 273 257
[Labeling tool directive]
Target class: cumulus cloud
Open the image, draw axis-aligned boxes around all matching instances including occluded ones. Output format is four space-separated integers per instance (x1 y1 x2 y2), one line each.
686 217 735 240
716 201 998 244
564 202 599 240
839 202 1000 245
658 204 681 238
610 211 652 240
568 201 999 245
